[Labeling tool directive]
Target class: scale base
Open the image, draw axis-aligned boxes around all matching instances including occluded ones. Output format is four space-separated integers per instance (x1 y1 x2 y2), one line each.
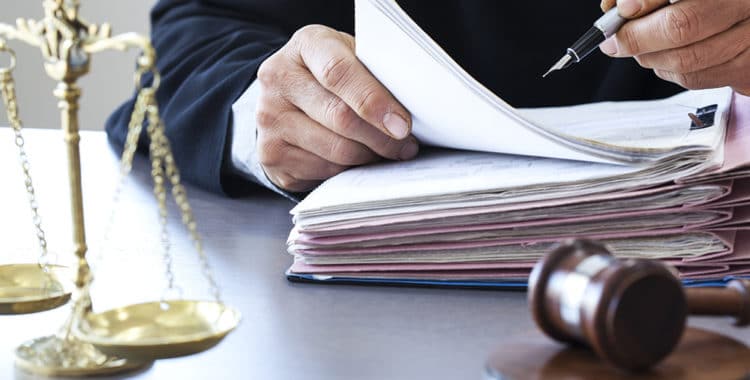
15 335 150 377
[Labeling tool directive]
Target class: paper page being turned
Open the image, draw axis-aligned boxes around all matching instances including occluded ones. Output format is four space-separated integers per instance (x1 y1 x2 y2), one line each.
355 0 732 164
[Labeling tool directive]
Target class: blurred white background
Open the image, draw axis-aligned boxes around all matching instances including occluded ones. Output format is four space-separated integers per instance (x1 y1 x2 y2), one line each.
0 0 156 130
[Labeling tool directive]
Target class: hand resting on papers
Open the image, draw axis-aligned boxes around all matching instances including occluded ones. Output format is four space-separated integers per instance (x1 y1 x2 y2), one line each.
254 1 749 192
255 25 419 192
600 0 750 96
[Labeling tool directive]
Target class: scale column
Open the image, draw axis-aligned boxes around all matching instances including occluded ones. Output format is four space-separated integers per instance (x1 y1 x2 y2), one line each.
53 81 91 290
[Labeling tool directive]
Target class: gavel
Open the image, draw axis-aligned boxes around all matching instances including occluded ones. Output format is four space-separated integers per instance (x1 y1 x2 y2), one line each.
528 239 750 371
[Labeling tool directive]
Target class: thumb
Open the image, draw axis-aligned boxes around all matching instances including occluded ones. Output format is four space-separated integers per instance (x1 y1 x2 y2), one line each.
613 0 671 19
600 0 617 13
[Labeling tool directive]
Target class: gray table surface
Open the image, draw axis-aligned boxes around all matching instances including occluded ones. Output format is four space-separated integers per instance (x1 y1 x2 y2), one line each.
1 128 749 380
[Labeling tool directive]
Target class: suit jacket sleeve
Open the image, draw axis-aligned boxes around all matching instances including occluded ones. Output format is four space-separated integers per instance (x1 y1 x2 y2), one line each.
105 0 353 196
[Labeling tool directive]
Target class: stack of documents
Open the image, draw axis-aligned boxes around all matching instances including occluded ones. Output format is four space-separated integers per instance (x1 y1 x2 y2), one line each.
285 0 750 288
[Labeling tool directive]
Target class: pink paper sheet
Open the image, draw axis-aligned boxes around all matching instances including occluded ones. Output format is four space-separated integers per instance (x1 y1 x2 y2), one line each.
296 207 733 246
681 93 750 182
717 93 750 171
301 183 731 234
295 229 735 256
710 178 750 207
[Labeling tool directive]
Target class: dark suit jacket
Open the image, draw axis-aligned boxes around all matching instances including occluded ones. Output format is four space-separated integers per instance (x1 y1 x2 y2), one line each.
106 0 683 196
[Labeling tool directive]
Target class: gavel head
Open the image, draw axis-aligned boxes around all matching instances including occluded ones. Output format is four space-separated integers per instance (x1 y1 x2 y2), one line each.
528 239 687 371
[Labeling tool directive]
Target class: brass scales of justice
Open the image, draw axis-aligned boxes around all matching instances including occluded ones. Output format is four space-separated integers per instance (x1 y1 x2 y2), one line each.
0 0 241 376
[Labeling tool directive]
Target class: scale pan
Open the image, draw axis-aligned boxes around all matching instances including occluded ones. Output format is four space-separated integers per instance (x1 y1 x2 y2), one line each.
0 264 72 314
75 300 241 360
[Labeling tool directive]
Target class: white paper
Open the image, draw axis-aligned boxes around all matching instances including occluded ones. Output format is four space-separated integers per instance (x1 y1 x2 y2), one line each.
292 148 711 219
355 0 732 163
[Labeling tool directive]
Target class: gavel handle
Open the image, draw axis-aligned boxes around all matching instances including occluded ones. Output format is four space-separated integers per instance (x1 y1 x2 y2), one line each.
686 279 750 326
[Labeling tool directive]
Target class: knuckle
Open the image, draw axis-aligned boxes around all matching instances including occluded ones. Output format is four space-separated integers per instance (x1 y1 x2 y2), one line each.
634 55 650 68
653 69 672 83
337 31 356 49
256 59 273 86
352 86 384 118
674 48 702 73
255 104 282 130
256 55 285 87
618 26 641 55
258 138 285 167
295 24 330 41
659 70 704 90
325 96 356 133
677 73 704 90
663 6 699 46
321 55 354 90
275 174 298 191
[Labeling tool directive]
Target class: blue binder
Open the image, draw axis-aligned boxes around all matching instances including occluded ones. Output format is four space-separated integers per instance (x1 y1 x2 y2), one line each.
287 271 745 289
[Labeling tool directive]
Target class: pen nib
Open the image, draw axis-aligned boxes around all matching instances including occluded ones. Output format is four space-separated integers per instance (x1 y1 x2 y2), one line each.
542 54 573 78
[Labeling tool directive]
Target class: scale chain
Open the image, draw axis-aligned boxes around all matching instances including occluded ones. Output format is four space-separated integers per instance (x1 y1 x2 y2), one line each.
105 69 222 303
98 59 223 304
0 45 53 273
145 98 180 300
145 99 222 304
96 87 151 272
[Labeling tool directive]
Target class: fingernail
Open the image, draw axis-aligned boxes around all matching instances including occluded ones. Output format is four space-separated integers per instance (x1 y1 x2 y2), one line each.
383 112 410 139
399 138 419 160
618 0 641 18
599 37 618 56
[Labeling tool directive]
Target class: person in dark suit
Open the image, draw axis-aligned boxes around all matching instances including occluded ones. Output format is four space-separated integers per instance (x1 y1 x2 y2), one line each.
106 0 750 199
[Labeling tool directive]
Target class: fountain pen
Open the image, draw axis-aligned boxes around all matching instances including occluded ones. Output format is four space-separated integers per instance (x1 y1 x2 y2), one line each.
543 7 627 77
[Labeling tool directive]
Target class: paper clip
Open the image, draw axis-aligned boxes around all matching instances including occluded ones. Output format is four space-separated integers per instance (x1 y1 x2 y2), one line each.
689 104 718 130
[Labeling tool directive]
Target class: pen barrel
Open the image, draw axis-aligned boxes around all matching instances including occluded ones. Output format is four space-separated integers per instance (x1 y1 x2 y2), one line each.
594 7 627 37
569 27 605 62
569 8 626 62
686 280 750 326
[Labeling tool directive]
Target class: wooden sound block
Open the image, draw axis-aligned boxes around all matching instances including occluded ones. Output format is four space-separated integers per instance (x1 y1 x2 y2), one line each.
486 327 750 380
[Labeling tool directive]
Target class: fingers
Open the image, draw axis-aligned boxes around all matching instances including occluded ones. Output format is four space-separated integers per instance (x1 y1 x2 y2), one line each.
256 108 365 192
599 0 750 94
635 19 750 74
615 0 669 18
280 69 419 161
653 48 750 95
261 143 347 192
601 0 617 13
257 105 379 167
254 24 419 191
292 25 413 140
600 0 750 57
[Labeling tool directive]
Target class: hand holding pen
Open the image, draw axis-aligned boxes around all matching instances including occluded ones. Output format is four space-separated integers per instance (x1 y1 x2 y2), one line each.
545 0 750 97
